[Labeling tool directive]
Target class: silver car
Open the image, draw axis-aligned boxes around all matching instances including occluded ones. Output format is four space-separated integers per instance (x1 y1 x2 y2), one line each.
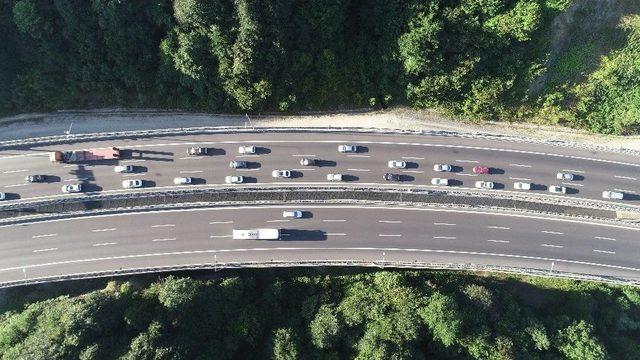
238 145 256 154
225 175 244 184
602 191 624 200
122 179 143 188
173 177 192 185
513 182 531 190
433 164 452 172
388 160 406 169
229 160 248 168
556 172 574 181
431 178 449 186
272 170 291 178
0 192 5 201
338 144 357 153
327 173 343 181
475 181 494 189
61 184 82 193
114 165 134 173
549 185 567 194
283 210 303 219
300 158 316 166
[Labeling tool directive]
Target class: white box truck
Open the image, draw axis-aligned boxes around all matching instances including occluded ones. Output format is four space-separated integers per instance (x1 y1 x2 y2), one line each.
232 229 280 240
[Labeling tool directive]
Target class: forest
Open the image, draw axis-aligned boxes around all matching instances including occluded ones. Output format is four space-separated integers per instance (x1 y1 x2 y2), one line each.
1 269 639 359
0 0 638 134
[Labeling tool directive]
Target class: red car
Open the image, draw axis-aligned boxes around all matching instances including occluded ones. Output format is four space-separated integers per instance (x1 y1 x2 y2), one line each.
472 166 489 174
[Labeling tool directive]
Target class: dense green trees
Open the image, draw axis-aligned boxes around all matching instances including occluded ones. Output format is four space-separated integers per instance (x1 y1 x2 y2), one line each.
0 0 638 134
2 270 640 359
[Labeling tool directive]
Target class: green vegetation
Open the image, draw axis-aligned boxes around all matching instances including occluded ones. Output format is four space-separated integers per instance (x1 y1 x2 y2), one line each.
0 0 639 134
2 269 640 359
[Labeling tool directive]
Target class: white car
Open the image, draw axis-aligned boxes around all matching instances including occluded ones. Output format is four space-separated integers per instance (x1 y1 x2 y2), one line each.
433 164 452 172
229 160 248 168
513 182 531 190
475 181 494 189
114 165 134 173
0 192 5 200
225 175 244 184
549 185 567 194
173 177 192 185
122 179 143 188
300 158 316 166
238 145 256 154
327 173 343 181
272 170 291 178
338 144 357 153
387 160 406 169
602 190 624 200
431 178 449 186
283 210 303 219
61 184 82 193
556 172 574 181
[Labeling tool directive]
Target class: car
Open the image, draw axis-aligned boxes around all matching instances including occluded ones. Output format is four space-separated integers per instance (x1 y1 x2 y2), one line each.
338 144 357 153
114 165 134 173
187 147 208 156
283 210 303 219
25 175 45 183
225 175 244 184
433 164 452 172
327 173 343 181
61 184 82 193
513 182 531 190
431 178 449 186
122 179 143 188
238 145 256 154
300 158 316 166
556 172 574 181
388 160 406 169
602 190 624 200
173 177 192 185
229 160 248 168
549 185 567 194
272 170 291 178
475 181 494 189
0 192 6 201
472 166 489 174
383 173 401 181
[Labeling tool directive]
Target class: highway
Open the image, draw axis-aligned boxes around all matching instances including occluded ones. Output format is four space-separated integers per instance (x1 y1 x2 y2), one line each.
0 132 639 205
1 205 640 285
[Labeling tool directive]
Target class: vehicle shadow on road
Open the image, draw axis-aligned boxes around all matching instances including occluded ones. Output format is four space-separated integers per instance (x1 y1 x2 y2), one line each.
405 162 419 169
255 147 271 155
489 168 505 175
191 178 207 185
566 188 580 195
530 184 548 191
143 180 157 188
242 176 258 184
44 175 61 183
4 193 21 200
624 194 640 201
81 183 104 193
400 175 415 182
246 162 261 169
450 165 464 173
316 160 337 167
290 171 304 179
342 175 359 182
280 229 326 241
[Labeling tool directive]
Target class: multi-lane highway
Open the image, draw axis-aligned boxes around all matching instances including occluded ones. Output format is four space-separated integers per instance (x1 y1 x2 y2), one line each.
0 132 639 205
1 205 639 284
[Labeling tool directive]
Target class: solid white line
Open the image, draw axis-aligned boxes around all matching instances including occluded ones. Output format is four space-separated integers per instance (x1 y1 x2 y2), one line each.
402 157 424 160
63 164 77 168
402 170 424 174
32 233 57 239
562 182 583 187
346 155 370 158
509 177 531 181
151 224 175 228
178 156 202 160
562 169 585 173
236 168 260 172
91 228 117 233
541 230 564 235
509 164 531 168
266 220 289 223
121 159 146 163
93 242 117 247
323 219 346 222
614 175 637 181
457 174 477 177
292 154 316 157
2 169 28 174
33 247 58 253
292 168 315 171
152 238 176 242
326 233 346 236
122 173 146 177
236 155 259 158
455 160 478 163
378 220 402 224
487 226 510 230
179 170 203 174
595 236 616 241
614 188 636 194
347 168 370 172
593 249 616 255
209 221 233 224
65 177 89 182
540 244 563 248
379 234 402 237
487 240 510 243
433 223 456 226
210 235 232 238
433 236 456 240
4 183 28 188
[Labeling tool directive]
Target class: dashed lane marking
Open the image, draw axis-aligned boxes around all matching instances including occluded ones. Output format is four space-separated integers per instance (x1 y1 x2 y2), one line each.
541 230 564 235
595 236 616 241
509 164 531 168
323 219 346 222
266 220 289 223
151 224 175 228
593 249 616 255
152 238 176 242
32 234 57 239
487 240 510 243
326 233 347 236
433 236 456 240
33 248 58 253
91 228 116 233
93 242 117 247
562 169 585 173
402 156 424 160
540 244 563 248
455 160 478 163
614 175 637 181
347 168 370 172
378 220 402 224
487 226 510 230
379 234 402 237
209 221 233 224
433 223 456 226
209 235 232 238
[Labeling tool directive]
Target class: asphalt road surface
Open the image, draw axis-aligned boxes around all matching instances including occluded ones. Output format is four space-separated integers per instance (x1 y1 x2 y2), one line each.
0 132 639 205
1 205 639 285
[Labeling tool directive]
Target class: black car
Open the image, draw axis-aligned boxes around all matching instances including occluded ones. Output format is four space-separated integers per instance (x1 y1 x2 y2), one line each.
187 147 208 155
383 173 401 182
25 175 45 183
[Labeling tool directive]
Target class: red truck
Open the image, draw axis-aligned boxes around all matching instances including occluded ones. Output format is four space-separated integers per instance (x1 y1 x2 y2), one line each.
49 147 120 163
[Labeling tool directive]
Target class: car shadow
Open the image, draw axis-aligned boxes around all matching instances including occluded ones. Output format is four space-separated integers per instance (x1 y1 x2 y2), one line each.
280 229 326 241
143 180 156 188
246 162 261 169
316 160 337 167
573 175 585 181
489 168 505 175
531 183 548 191
624 194 640 201
492 183 505 190
242 176 258 184
44 175 61 183
209 148 226 156
450 165 464 173
290 171 304 179
566 187 580 195
3 193 21 200
301 211 314 219
357 146 369 153
82 183 104 193
256 147 271 155
400 175 415 182
342 175 359 182
448 179 464 187
134 166 148 173
191 178 207 185
405 162 419 169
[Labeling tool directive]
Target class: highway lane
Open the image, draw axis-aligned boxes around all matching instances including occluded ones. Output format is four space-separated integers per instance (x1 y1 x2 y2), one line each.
1 205 640 284
0 132 639 205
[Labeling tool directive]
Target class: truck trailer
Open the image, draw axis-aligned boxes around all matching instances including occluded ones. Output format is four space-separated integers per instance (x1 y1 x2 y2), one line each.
50 147 120 163
232 229 280 240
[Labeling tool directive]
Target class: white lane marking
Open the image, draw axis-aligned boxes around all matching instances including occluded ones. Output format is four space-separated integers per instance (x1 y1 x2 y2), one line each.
509 164 531 168
93 242 117 247
122 173 146 177
487 240 510 243
179 170 203 174
64 177 89 182
593 249 616 255
236 168 260 172
562 182 583 187
32 233 57 239
402 170 424 174
347 168 370 172
433 236 456 240
120 159 146 163
236 155 259 158
152 238 176 242
541 231 564 235
292 154 316 157
433 223 456 226
292 168 315 171
63 164 77 168
457 174 477 177
509 177 531 181
455 160 478 163
346 155 370 158
33 247 58 253
614 175 637 181
151 224 175 228
595 236 616 241
615 188 636 194
323 219 346 222
326 233 347 236
91 228 117 233
402 156 424 160
563 169 585 173
379 234 402 237
210 235 232 238
4 183 28 188
209 221 233 224
540 244 563 248
487 226 510 230
2 169 28 174
266 220 289 223
378 220 402 224
178 156 203 160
